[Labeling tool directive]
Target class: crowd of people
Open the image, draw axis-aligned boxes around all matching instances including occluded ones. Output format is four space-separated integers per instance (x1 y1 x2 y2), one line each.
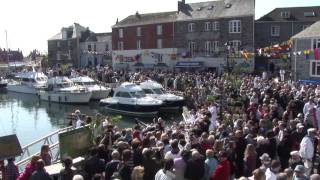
2 67 320 180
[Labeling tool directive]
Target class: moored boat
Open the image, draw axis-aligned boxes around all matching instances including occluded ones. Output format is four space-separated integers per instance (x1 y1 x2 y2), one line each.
38 76 92 104
0 77 8 88
7 71 47 94
139 80 185 110
71 76 111 100
100 82 163 117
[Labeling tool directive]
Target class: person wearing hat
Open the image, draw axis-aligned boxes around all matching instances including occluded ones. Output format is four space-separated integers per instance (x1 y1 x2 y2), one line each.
289 151 303 170
290 123 306 150
259 153 271 173
299 128 317 176
293 165 307 180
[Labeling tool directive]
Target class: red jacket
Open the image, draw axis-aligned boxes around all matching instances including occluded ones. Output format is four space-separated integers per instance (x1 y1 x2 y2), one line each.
210 160 231 180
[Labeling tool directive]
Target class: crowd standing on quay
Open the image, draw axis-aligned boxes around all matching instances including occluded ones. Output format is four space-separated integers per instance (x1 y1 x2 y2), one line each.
2 66 320 180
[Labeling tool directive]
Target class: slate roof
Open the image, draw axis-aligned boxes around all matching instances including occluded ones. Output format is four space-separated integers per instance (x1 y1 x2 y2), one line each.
112 11 177 28
257 6 320 22
48 23 90 41
292 20 320 39
177 0 254 21
113 0 254 28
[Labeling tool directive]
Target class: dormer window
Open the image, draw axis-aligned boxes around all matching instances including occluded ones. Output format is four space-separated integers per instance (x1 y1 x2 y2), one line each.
207 5 214 10
281 11 290 18
304 12 316 17
188 23 196 32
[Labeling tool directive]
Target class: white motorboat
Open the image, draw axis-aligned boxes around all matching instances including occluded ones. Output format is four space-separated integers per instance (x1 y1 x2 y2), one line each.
38 76 92 104
7 71 48 94
139 80 185 110
100 82 163 117
0 77 8 88
71 76 111 100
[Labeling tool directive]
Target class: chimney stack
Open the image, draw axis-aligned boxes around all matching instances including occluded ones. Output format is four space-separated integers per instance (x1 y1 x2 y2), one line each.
136 11 140 18
178 0 186 12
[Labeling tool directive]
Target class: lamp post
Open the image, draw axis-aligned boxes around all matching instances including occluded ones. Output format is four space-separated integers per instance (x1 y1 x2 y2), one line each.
225 42 231 73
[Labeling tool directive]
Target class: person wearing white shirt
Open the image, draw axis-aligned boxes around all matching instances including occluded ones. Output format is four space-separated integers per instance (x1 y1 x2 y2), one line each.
279 69 285 81
208 103 218 131
164 140 181 160
303 98 315 116
299 128 317 175
265 160 281 180
76 118 84 128
155 159 176 180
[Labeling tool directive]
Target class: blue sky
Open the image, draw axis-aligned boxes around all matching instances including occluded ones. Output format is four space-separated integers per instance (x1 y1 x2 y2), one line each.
0 0 319 54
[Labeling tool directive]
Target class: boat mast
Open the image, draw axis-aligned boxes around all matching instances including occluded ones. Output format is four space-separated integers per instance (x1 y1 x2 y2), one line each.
5 30 9 64
5 30 16 71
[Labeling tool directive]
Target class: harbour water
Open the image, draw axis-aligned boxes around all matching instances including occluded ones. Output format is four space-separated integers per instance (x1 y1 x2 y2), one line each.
0 89 182 149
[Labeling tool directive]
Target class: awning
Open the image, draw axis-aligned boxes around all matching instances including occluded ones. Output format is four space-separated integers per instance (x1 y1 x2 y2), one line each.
175 61 204 68
298 80 320 85
154 63 168 68
133 62 144 67
114 63 129 69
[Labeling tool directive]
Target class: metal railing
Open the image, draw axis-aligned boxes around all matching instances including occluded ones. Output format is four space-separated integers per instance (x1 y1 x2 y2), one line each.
16 126 73 168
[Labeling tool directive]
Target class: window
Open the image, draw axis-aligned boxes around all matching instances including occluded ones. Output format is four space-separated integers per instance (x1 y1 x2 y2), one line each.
57 41 60 48
68 41 72 48
118 41 124 50
205 41 219 56
310 60 320 77
304 12 316 17
68 50 72 60
303 25 310 30
229 20 241 33
105 44 109 51
115 92 131 98
156 25 162 35
212 41 219 52
188 41 196 57
213 21 220 31
204 22 211 31
119 29 123 38
205 41 212 56
56 51 61 60
271 26 280 37
229 40 241 52
137 27 141 37
281 11 290 18
93 44 96 52
137 40 141 49
188 23 196 32
313 39 320 49
88 44 92 51
157 39 162 49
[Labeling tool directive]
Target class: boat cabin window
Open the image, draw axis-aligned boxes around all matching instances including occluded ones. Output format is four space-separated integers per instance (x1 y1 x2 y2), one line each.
56 83 71 88
22 78 35 83
36 77 47 81
115 92 131 98
82 81 95 86
143 89 153 94
153 88 164 94
130 91 146 98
